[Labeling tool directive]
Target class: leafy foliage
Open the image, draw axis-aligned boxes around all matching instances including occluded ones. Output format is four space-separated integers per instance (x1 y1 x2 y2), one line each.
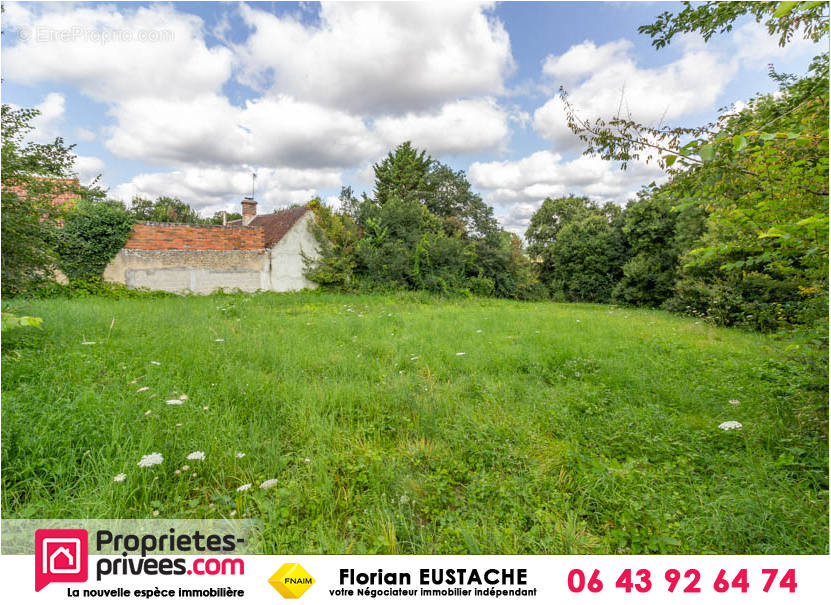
526 196 629 302
55 200 135 280
307 142 542 299
129 196 203 223
556 1 828 340
612 187 707 307
639 1 829 49
1 104 77 294
1 313 43 331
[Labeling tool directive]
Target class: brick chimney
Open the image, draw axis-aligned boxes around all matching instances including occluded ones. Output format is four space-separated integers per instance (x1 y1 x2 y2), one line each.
241 197 257 225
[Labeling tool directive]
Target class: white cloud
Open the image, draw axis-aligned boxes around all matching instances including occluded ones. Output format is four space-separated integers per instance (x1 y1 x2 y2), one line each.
3 2 515 188
236 1 514 113
27 92 66 140
105 94 381 169
731 20 824 65
542 39 633 81
469 151 665 234
532 21 825 150
534 39 733 149
73 155 105 184
110 165 342 215
75 128 96 142
3 4 232 102
373 98 510 154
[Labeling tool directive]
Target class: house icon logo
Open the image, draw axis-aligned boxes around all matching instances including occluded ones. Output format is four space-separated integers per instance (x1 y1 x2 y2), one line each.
35 529 88 591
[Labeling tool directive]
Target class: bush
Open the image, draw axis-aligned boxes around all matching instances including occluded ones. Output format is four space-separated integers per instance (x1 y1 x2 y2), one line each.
55 200 135 280
26 277 174 300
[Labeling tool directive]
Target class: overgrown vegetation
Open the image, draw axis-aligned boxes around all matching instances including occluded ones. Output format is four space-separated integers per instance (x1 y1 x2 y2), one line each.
1 104 77 294
306 142 544 300
531 1 829 344
2 292 826 553
55 201 135 281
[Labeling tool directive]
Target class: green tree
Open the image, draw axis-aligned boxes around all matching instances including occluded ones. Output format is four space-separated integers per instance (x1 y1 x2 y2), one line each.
372 141 433 207
129 196 203 223
547 210 628 303
308 142 545 298
1 104 77 294
305 198 360 288
207 210 242 224
612 187 707 307
525 195 625 294
560 1 828 335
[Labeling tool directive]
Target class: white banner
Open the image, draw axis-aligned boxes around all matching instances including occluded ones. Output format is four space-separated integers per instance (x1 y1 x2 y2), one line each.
1 554 828 604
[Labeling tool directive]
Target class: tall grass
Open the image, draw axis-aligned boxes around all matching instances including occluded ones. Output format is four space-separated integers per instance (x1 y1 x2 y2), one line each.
2 291 827 554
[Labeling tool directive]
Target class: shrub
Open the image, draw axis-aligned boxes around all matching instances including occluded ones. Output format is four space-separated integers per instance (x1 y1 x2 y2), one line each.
55 200 135 280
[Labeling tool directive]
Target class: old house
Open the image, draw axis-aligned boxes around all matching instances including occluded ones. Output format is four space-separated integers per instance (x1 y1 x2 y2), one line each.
103 198 320 294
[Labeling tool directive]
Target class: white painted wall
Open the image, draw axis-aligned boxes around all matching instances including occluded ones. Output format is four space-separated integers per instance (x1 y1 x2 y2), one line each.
269 211 320 292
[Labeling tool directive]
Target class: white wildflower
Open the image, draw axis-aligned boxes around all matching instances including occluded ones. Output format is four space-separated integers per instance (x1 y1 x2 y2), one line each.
175 423 182 427
410 356 419 361
718 421 743 431
191 472 197 478
399 494 409 505
150 361 161 366
179 394 188 401
137 386 149 393
81 341 96 345
174 469 181 475
729 399 740 406
137 453 163 467
214 338 224 342
304 458 311 463
152 510 159 517
181 465 190 471
236 483 252 492
235 452 245 459
202 406 209 410
476 329 483 333
186 451 205 461
144 410 152 416
456 352 466 356
230 510 237 517
129 379 138 384
113 473 126 482
260 479 278 489
166 399 183 405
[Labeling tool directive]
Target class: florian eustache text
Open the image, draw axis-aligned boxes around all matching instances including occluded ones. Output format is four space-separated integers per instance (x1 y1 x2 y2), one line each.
333 568 537 598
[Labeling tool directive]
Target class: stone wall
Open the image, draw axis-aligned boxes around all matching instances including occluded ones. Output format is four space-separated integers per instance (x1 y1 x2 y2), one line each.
103 249 270 294
124 223 265 251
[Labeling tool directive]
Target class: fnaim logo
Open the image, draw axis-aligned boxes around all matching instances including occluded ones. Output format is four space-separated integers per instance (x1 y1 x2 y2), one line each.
35 529 89 592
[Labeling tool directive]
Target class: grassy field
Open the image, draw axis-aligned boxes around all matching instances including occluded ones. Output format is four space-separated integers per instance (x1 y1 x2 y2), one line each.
1 291 827 554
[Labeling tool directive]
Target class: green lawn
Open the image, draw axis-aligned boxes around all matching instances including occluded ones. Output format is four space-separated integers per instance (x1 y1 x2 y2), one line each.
1 292 827 554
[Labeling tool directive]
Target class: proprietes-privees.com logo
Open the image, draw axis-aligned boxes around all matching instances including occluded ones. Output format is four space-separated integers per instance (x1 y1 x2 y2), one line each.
34 528 245 592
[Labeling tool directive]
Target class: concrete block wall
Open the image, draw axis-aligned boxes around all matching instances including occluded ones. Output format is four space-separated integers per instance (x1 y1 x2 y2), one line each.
103 249 270 294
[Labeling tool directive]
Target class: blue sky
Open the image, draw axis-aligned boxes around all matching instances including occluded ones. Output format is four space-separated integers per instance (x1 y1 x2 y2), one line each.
1 1 824 232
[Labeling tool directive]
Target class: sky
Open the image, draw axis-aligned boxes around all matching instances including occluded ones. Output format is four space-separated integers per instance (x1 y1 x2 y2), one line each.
1 1 825 234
